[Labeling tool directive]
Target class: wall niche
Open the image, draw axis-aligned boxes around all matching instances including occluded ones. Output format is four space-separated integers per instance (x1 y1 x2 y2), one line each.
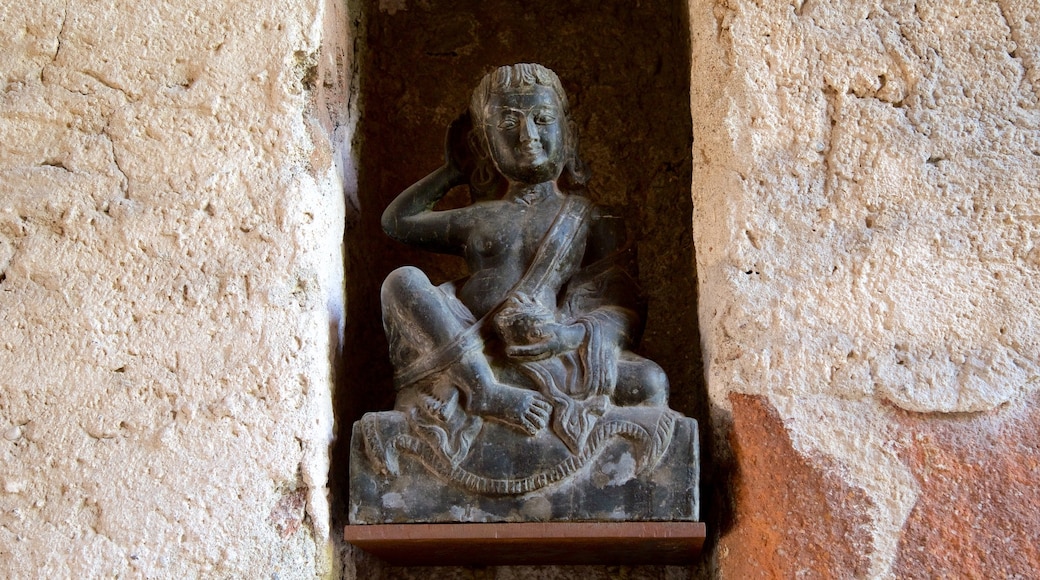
333 0 705 561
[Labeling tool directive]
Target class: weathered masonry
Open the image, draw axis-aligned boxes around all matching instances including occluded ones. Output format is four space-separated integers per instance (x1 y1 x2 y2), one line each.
1 0 1038 577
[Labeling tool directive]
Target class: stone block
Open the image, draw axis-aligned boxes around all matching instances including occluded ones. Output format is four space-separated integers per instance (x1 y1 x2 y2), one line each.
349 409 699 524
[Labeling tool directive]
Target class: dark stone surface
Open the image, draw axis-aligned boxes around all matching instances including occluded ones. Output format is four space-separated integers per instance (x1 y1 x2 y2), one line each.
350 410 698 523
330 7 709 577
347 63 699 524
332 4 704 530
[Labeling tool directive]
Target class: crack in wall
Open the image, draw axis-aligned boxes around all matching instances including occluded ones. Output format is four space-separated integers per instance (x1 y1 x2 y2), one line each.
53 3 68 63
100 126 130 199
81 70 133 102
41 2 70 85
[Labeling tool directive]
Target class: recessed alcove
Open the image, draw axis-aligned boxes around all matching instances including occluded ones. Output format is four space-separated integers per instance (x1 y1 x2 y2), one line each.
333 0 708 566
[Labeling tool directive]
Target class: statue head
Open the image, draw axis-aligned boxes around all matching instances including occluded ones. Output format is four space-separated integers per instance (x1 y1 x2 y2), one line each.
468 63 588 200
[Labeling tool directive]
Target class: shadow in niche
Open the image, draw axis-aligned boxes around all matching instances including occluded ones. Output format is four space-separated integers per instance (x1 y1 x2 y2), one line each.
331 0 722 567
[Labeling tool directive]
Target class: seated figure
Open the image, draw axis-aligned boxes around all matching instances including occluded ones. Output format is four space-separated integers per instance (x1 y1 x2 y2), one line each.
350 64 698 523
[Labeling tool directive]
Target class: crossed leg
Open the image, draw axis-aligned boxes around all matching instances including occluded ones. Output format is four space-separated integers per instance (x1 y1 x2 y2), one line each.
381 266 551 434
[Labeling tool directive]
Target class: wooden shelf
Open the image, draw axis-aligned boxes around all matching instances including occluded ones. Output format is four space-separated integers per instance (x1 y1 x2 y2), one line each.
344 521 706 566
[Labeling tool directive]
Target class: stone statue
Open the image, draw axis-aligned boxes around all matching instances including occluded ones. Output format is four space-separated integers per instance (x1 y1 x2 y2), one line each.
350 64 698 523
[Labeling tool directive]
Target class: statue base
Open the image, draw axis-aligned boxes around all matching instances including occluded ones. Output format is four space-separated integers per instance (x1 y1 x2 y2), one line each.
343 521 706 566
348 407 699 524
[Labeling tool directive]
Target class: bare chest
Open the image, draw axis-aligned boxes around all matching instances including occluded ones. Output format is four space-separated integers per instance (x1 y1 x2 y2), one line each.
464 201 561 268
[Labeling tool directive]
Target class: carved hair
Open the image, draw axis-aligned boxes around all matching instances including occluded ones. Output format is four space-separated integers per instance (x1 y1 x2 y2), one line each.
468 63 589 201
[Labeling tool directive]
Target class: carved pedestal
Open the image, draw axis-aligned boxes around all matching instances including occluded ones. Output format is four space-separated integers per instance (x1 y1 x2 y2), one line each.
348 407 699 524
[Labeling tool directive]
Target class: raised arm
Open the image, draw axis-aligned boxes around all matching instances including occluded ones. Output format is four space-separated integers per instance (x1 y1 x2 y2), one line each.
381 114 473 255
381 164 466 251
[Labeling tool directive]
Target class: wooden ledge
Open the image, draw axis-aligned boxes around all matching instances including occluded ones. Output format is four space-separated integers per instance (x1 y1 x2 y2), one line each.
344 521 706 566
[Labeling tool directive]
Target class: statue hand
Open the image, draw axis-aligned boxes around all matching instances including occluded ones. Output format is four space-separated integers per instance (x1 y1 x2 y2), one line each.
444 111 474 185
472 382 551 436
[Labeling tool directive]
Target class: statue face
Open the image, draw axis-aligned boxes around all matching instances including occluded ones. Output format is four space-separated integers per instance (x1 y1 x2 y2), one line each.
483 85 566 185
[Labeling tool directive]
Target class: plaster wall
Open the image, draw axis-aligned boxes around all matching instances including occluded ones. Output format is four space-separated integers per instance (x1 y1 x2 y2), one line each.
690 0 1040 576
4 0 1039 577
0 0 348 576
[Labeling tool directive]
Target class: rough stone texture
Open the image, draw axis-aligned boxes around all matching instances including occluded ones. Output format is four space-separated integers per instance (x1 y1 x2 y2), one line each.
892 388 1040 576
0 0 348 576
8 0 1038 576
691 0 1040 577
719 392 1040 579
719 394 873 578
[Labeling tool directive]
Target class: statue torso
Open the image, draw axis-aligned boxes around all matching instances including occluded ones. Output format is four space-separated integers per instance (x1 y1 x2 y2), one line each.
458 194 582 319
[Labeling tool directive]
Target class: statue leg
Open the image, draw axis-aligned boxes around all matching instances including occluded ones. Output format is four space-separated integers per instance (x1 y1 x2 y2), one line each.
381 266 551 435
612 352 669 407
382 266 472 350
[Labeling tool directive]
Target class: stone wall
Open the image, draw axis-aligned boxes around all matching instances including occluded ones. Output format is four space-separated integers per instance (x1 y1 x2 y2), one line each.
0 0 347 576
4 0 1039 577
690 0 1040 576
